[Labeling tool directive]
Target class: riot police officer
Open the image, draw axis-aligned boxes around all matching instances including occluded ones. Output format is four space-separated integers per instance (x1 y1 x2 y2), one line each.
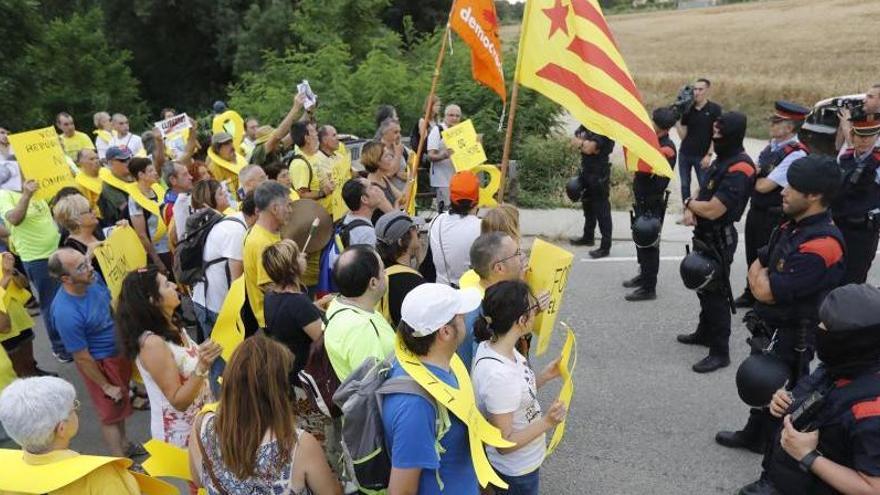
832 110 880 284
735 101 810 308
677 112 755 373
569 125 615 259
622 108 677 301
737 284 880 495
717 155 846 454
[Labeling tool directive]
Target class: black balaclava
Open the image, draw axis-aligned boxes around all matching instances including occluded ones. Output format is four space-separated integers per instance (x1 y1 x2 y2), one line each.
712 111 747 159
816 284 880 378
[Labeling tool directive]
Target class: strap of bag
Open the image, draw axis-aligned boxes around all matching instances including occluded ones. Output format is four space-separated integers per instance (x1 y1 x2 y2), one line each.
194 412 229 495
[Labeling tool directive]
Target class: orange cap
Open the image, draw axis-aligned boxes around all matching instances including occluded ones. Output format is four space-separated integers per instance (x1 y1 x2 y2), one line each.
450 171 480 205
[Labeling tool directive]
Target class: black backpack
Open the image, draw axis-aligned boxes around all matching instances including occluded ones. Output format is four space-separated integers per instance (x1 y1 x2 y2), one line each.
173 209 246 289
338 218 372 249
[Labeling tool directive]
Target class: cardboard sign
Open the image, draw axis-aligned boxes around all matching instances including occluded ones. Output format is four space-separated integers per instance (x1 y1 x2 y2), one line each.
93 225 147 300
546 324 577 456
154 113 191 138
526 239 574 356
471 164 501 207
7 127 77 201
211 276 247 362
442 119 487 171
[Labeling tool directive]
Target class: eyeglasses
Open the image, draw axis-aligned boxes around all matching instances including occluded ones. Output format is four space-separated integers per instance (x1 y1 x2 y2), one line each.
73 261 90 274
494 249 523 266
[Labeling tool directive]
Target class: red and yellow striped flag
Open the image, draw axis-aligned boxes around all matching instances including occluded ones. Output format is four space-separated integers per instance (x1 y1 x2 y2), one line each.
515 0 673 178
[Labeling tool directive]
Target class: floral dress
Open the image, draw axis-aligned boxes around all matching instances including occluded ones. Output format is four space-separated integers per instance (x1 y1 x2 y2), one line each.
136 329 213 447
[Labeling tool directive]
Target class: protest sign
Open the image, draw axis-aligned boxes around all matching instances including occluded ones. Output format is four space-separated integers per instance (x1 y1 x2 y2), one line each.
142 439 192 481
471 164 501 207
442 119 487 171
154 113 191 137
526 239 574 356
7 126 77 201
297 79 318 110
546 324 577 456
93 225 147 300
212 276 247 362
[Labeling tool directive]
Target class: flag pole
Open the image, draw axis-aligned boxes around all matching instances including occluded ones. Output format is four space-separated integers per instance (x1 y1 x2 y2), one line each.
406 20 452 213
498 0 534 204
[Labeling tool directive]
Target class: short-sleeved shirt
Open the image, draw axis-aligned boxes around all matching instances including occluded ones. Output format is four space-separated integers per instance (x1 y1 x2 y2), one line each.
382 361 478 495
248 142 282 168
0 190 61 261
323 299 395 381
289 152 332 211
696 156 754 226
60 131 95 160
680 101 722 156
264 291 322 385
51 280 118 359
242 223 281 328
765 139 807 188
341 213 376 247
192 213 247 314
427 125 454 188
109 133 144 158
128 194 169 254
428 213 481 286
472 342 545 476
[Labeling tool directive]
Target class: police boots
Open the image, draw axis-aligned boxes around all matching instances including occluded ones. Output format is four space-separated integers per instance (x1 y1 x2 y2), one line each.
570 235 595 246
625 287 656 301
715 408 773 454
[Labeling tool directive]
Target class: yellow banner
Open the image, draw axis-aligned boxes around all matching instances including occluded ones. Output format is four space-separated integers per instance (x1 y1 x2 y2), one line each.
7 126 77 201
546 324 577 456
441 119 487 171
526 239 574 356
93 225 147 301
211 276 247 362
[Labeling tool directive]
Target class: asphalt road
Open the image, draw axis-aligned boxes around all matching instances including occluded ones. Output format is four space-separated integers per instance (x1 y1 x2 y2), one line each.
18 227 880 494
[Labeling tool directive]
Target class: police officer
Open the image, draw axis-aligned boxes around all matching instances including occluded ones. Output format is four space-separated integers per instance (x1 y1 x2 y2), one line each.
622 108 677 301
832 110 880 284
717 155 846 453
677 112 755 373
737 284 880 495
569 125 615 259
735 101 810 308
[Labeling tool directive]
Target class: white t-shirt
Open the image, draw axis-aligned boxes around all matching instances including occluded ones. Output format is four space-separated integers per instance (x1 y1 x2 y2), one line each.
172 193 192 240
110 133 144 157
192 212 247 313
426 125 454 188
428 212 481 286
472 341 545 476
128 196 169 254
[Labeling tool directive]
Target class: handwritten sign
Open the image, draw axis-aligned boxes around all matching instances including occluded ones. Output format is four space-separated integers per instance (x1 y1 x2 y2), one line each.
546 324 577 456
211 276 247 362
93 225 147 300
7 127 77 201
526 239 574 356
154 113 191 137
442 119 487 171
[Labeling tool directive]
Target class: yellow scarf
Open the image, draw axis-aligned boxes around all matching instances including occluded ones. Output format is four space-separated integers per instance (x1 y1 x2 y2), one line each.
74 171 103 196
98 169 167 242
394 337 514 489
93 129 115 143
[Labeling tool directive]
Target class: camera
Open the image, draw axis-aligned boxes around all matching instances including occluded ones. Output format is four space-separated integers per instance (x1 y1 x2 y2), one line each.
670 84 695 120
828 97 864 114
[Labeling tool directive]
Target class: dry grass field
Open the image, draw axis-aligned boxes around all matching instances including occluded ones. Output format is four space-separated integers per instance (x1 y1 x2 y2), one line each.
502 0 880 136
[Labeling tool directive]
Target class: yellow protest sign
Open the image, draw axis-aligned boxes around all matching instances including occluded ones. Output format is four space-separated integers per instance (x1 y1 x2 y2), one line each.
212 276 247 362
441 120 487 171
142 439 192 481
212 110 245 155
7 126 77 201
526 239 574 356
93 225 147 300
546 324 577 456
471 164 502 207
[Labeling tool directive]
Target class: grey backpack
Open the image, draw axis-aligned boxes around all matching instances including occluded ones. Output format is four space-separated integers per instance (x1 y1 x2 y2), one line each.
332 356 449 493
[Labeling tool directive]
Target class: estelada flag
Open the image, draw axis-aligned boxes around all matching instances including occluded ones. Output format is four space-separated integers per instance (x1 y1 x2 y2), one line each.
450 0 506 103
515 0 672 178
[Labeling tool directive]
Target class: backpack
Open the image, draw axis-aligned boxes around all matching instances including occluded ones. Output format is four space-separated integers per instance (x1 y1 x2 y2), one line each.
173 209 246 289
332 355 449 493
297 307 355 418
314 219 373 295
338 218 371 249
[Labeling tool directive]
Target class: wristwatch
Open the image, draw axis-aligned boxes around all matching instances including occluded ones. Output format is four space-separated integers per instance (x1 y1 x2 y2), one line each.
799 450 821 472
683 197 692 210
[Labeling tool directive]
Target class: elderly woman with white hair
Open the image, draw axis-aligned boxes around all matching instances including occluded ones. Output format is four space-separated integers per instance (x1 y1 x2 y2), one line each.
0 376 147 494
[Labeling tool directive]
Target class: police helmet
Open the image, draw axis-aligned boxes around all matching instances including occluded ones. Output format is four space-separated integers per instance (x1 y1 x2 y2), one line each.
632 215 662 248
679 249 718 290
735 354 790 407
565 176 583 202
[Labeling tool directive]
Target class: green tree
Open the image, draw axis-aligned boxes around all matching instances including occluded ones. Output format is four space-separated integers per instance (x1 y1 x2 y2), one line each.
0 0 43 130
232 0 299 77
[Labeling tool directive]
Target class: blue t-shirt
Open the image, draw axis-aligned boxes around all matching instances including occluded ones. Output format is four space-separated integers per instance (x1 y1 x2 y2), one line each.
51 279 119 359
382 361 478 495
457 307 481 369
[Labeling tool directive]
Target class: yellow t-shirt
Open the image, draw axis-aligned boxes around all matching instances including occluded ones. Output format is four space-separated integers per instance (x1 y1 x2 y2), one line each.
318 146 353 222
242 223 280 327
60 132 95 161
458 269 484 296
289 151 332 211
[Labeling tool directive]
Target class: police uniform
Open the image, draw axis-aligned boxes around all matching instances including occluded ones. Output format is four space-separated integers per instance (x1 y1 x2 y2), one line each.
739 285 880 495
832 112 880 284
678 112 754 373
624 108 677 300
571 125 615 255
737 102 810 307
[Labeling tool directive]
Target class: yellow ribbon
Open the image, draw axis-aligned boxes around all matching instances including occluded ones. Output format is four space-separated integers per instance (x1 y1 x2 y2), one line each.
98 168 167 243
93 129 114 144
394 337 513 489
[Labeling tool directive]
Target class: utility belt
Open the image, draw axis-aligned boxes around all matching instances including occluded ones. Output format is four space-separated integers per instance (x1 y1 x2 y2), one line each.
834 208 880 231
750 205 783 216
695 223 736 250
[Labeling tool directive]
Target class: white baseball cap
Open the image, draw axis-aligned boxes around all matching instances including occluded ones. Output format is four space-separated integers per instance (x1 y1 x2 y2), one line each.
401 283 482 337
